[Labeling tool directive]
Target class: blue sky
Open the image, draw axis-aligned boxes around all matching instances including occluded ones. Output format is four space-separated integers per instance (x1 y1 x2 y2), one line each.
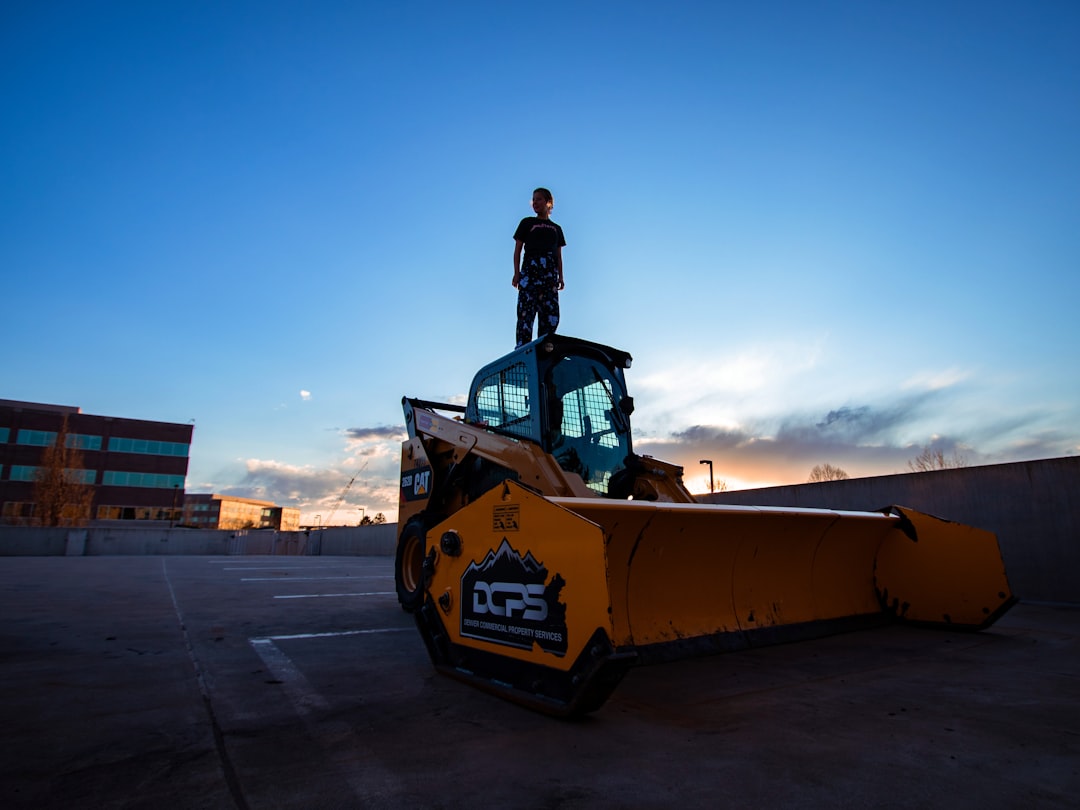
3 1 1078 524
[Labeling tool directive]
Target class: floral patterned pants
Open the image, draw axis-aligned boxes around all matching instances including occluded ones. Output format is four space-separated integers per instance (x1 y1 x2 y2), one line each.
516 258 560 347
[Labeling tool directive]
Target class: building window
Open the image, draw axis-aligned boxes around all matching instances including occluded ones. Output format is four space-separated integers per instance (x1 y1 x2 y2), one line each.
2 502 35 519
13 431 102 450
67 468 96 485
8 466 94 484
97 504 181 522
16 430 57 447
67 434 103 451
102 471 186 489
107 437 190 457
0 428 9 442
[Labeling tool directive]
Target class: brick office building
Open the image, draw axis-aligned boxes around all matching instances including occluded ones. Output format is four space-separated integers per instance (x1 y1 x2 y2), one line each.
0 399 193 525
181 494 301 531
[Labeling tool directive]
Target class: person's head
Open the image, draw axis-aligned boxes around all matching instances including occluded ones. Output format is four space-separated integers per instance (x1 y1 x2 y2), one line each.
531 187 554 217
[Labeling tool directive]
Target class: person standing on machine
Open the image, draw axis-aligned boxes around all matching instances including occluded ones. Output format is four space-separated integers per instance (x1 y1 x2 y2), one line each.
513 187 565 347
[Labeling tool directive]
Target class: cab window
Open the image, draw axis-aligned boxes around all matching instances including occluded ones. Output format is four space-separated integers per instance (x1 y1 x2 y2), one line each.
473 362 532 438
546 356 630 494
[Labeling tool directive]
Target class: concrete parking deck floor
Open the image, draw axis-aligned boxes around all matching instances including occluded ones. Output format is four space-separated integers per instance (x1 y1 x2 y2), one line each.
1 556 1077 809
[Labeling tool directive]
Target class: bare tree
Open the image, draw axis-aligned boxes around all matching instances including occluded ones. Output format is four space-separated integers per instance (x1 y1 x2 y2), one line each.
32 416 95 527
907 445 969 472
361 512 388 526
808 463 850 483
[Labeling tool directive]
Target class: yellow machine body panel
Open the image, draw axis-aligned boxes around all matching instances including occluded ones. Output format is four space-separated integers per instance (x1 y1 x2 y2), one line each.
424 482 615 673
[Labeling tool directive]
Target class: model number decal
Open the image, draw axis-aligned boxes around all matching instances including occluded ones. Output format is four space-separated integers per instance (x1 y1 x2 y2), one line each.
399 466 431 502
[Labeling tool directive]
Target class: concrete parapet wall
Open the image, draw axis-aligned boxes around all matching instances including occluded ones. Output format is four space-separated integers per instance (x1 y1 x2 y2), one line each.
0 527 69 556
699 456 1079 605
317 523 397 556
0 524 397 558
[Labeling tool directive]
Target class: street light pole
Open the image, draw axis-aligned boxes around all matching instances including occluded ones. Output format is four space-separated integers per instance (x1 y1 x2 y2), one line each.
699 459 714 493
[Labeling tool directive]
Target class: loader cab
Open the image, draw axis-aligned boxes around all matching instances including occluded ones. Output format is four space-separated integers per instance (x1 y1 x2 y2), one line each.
466 335 635 495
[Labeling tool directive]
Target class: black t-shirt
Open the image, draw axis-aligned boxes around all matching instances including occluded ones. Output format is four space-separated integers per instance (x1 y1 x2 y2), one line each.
514 217 566 261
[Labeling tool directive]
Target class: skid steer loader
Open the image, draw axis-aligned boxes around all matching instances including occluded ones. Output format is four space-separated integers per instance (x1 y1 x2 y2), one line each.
396 335 1014 716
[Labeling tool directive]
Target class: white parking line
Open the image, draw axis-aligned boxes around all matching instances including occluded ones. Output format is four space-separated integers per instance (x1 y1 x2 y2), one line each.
223 566 342 571
253 628 409 642
248 635 404 800
207 558 337 563
208 558 377 564
273 591 395 599
241 576 379 582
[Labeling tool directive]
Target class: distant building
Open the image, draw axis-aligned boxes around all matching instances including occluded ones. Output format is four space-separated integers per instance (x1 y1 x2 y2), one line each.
262 504 301 532
0 399 193 525
181 493 301 531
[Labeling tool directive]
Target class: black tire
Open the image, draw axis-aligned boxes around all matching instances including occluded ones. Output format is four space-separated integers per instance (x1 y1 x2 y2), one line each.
395 517 427 613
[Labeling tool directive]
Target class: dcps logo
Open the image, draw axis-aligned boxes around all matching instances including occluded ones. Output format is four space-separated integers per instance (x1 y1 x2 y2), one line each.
472 581 547 621
460 538 568 656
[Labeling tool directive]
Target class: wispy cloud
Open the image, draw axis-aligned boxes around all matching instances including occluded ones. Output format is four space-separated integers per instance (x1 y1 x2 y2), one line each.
900 368 971 391
783 390 940 446
345 425 404 442
227 459 342 503
630 384 989 492
633 339 828 430
635 379 1076 493
300 390 312 401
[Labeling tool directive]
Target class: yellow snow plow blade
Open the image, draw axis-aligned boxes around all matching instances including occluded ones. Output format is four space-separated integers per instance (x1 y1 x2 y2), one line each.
413 480 1014 716
561 496 1012 653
